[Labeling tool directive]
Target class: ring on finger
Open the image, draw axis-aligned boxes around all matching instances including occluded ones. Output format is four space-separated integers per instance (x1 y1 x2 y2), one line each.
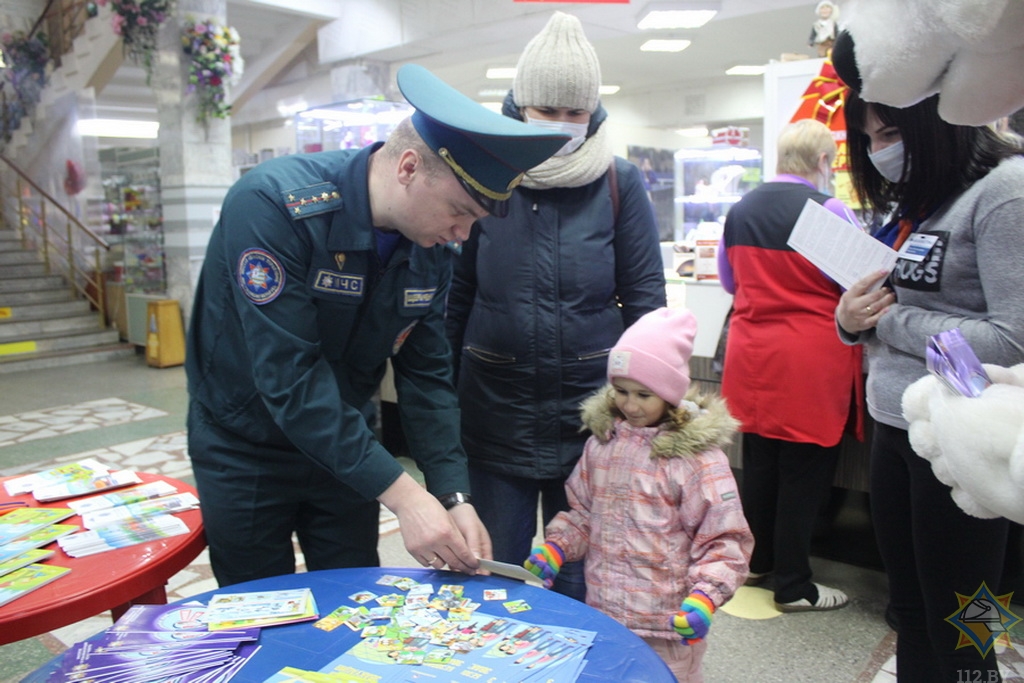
865 304 873 314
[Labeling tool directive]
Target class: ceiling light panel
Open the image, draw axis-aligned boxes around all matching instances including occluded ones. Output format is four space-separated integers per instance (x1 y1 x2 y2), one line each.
640 39 691 52
638 9 718 30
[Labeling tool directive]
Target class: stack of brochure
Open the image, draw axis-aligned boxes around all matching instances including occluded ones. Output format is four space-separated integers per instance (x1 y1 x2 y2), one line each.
0 524 78 564
0 507 74 545
67 480 178 514
2 461 202 557
0 563 72 607
202 588 320 631
58 515 190 557
79 493 200 529
47 602 261 683
0 508 75 605
32 469 142 503
3 459 112 497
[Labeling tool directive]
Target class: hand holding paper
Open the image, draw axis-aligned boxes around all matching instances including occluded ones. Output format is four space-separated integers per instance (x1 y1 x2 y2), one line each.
787 199 898 291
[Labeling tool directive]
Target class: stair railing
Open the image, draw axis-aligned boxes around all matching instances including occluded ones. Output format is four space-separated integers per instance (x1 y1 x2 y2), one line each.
0 153 109 328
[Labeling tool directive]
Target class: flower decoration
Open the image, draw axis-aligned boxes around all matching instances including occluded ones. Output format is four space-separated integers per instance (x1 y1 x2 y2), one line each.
1 30 50 145
181 19 243 125
96 0 175 81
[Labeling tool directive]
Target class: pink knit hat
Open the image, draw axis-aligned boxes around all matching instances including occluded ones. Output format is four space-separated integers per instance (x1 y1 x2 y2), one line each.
607 308 697 407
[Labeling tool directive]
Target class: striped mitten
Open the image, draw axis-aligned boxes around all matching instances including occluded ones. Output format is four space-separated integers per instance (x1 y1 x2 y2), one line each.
523 542 564 589
671 590 714 644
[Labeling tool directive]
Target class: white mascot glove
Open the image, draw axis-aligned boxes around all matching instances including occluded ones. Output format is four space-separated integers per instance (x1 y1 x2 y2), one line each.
902 363 1024 523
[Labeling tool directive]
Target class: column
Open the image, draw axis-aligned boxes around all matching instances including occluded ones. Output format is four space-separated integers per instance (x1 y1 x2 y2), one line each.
152 0 231 323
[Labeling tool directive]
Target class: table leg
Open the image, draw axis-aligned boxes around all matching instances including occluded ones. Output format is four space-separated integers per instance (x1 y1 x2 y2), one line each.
110 584 169 622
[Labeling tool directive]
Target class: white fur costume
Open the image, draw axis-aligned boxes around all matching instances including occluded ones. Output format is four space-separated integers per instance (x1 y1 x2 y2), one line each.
840 0 1024 125
903 364 1024 524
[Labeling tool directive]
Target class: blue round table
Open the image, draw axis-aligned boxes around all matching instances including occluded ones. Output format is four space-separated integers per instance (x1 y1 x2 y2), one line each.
23 566 675 682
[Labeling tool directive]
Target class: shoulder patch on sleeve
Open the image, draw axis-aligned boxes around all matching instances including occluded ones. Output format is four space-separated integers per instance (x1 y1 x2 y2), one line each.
282 182 342 219
237 248 285 304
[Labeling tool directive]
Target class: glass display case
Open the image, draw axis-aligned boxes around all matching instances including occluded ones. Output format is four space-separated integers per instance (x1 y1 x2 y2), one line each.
673 146 762 242
295 98 412 154
97 147 165 294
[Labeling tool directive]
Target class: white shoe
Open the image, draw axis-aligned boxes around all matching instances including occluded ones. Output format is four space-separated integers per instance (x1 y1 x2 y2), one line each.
775 583 849 612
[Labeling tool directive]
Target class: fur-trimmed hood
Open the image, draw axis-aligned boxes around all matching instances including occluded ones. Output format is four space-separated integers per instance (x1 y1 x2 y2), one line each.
579 385 740 458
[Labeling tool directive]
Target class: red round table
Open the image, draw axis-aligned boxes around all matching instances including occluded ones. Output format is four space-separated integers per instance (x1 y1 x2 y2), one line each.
0 471 205 645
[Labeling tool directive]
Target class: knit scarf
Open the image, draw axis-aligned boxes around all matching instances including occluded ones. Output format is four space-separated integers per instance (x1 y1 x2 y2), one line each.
520 123 614 190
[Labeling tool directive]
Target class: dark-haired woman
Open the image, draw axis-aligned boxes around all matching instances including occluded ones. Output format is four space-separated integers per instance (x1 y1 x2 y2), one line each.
837 91 1024 682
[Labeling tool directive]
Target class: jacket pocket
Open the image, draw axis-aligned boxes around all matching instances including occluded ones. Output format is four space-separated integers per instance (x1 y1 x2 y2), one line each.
464 345 516 364
575 348 610 362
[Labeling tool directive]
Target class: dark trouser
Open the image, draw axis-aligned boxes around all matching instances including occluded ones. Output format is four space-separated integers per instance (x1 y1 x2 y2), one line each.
871 423 1008 683
188 402 380 587
468 464 586 602
741 432 840 604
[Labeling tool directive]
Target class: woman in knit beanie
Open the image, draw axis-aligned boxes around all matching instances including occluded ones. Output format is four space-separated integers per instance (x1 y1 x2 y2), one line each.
445 11 666 602
525 307 753 683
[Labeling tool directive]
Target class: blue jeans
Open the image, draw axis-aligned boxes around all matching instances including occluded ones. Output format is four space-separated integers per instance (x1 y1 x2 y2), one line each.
468 464 586 602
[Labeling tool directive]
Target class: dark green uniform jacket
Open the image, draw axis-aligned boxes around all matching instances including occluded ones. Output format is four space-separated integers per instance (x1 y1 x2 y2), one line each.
186 144 468 499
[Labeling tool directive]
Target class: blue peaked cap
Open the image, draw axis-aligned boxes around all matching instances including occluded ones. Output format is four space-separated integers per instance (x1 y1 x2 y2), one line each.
396 64 570 217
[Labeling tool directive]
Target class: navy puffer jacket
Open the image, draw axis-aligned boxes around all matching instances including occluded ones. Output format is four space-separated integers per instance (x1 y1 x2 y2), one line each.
445 105 666 479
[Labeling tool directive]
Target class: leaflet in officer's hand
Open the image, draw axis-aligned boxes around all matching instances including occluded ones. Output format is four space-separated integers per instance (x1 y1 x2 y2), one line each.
477 558 543 585
787 199 898 291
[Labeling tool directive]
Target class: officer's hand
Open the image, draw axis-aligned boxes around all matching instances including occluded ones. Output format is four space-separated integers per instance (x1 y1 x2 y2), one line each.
448 503 492 565
378 473 481 575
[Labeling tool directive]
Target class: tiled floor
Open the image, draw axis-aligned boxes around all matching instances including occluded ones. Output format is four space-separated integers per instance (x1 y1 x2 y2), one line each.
0 354 1021 683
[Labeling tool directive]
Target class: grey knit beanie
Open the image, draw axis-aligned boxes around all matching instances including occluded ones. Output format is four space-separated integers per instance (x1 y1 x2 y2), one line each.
513 12 601 113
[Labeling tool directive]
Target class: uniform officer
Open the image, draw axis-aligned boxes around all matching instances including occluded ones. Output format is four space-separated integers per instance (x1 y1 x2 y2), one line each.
185 64 570 587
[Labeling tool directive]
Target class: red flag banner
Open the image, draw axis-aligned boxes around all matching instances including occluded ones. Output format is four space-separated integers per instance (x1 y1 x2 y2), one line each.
790 56 858 208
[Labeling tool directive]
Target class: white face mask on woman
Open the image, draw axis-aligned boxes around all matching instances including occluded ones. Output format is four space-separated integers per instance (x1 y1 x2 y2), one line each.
524 116 589 156
868 139 908 183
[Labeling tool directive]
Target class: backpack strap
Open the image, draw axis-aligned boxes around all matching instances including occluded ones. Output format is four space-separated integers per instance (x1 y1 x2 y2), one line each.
608 160 620 224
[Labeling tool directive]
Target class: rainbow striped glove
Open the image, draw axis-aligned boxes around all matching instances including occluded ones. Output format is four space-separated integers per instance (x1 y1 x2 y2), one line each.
672 591 714 644
523 542 564 589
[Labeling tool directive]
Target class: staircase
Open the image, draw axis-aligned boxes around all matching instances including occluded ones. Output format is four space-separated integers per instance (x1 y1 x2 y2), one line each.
0 228 134 375
0 3 139 374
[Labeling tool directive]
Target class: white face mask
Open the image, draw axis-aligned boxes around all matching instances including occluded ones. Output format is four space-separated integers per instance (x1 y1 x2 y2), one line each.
524 116 589 157
868 139 908 183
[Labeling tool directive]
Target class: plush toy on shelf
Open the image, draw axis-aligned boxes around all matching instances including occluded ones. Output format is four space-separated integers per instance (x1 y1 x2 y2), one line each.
808 1 839 57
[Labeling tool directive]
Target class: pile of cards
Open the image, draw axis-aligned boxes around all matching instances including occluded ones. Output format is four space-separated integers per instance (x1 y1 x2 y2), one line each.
46 603 260 683
267 573 595 683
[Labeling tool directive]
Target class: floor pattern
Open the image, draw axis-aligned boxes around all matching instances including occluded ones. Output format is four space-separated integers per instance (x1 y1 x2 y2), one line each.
0 399 168 450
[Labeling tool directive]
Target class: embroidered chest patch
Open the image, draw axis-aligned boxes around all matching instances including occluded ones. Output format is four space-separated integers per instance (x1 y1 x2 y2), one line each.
237 249 285 304
403 288 436 308
313 270 364 296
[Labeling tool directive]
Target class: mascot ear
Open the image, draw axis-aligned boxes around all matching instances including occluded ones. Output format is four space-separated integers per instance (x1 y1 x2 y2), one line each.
832 30 861 93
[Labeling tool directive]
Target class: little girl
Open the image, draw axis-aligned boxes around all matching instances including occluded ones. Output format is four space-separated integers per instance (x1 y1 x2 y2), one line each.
524 307 753 682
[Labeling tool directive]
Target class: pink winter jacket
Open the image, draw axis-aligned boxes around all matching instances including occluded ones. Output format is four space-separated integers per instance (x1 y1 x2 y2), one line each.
545 387 753 640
